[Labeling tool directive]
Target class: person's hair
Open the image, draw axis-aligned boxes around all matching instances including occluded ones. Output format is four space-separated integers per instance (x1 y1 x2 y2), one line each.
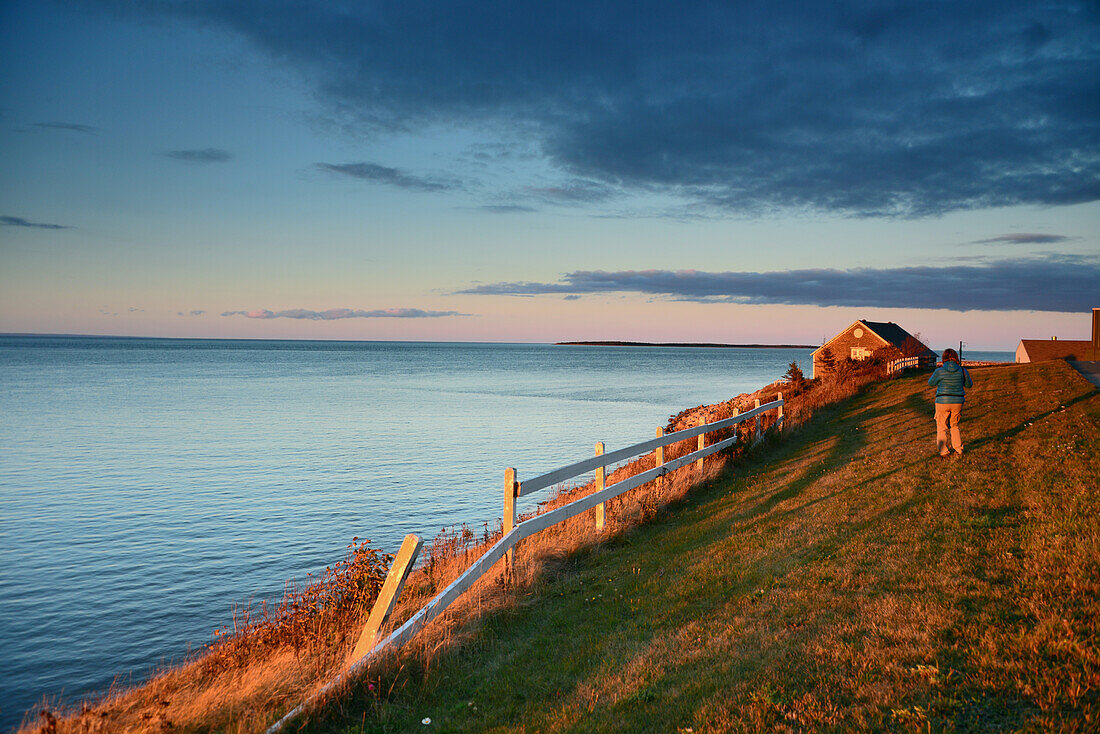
942 348 960 364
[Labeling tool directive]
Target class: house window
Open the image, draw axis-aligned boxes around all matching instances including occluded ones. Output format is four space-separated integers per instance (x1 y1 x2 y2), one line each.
851 347 871 360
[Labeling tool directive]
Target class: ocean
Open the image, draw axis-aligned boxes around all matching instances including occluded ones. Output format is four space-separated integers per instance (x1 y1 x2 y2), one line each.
0 337 1010 728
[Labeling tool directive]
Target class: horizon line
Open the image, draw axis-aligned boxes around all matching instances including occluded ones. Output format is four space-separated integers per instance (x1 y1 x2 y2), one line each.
0 332 816 347
0 332 1021 351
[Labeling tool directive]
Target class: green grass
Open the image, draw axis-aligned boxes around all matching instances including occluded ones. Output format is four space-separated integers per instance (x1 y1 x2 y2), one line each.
308 361 1099 733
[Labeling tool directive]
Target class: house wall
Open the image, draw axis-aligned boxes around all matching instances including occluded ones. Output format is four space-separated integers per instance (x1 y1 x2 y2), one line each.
812 323 889 378
1015 342 1030 363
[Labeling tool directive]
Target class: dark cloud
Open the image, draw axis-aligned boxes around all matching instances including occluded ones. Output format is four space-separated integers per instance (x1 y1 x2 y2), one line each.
971 233 1074 245
221 308 468 319
109 0 1099 217
165 148 232 163
1 215 71 230
317 162 456 192
33 122 97 134
457 257 1098 313
190 309 206 316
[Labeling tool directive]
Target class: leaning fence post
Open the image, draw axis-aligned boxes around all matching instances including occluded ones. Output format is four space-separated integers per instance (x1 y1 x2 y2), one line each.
595 442 606 530
348 533 422 665
777 392 784 431
504 467 517 569
696 417 705 472
754 398 762 442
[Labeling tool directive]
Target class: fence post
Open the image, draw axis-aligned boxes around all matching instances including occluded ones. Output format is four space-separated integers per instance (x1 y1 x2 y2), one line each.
777 392 784 431
655 427 664 489
754 398 762 442
504 467 517 570
595 442 606 530
348 533 422 665
696 417 705 472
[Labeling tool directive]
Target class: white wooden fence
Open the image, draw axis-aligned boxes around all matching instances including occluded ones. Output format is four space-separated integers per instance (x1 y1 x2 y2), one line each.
267 395 784 732
887 355 933 374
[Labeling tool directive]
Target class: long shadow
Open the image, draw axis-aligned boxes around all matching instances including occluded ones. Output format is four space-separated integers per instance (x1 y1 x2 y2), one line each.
721 386 937 531
905 391 934 415
657 398 891 556
730 377 1063 535
782 389 1094 517
965 390 1095 453
671 377 988 560
730 408 878 524
762 453 932 526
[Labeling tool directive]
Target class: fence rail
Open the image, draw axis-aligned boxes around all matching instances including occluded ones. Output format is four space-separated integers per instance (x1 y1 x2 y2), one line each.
518 398 780 496
887 355 932 374
267 395 784 733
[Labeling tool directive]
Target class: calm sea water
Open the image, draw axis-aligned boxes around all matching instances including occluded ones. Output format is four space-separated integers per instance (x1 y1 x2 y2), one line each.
0 337 1010 728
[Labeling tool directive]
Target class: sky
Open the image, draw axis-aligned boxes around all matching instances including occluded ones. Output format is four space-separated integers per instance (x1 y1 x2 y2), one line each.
1 0 1097 350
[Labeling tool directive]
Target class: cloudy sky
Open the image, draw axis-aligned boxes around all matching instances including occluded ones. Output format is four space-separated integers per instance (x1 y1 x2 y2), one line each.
1 0 1097 349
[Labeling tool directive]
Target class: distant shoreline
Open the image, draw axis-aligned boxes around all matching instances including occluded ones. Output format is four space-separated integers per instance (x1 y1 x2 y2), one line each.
2 333 819 348
557 341 818 349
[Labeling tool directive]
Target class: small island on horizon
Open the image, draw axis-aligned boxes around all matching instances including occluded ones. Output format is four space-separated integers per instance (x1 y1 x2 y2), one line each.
557 340 818 349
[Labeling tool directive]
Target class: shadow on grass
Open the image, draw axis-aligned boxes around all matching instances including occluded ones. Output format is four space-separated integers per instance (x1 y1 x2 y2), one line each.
965 390 1095 453
905 391 933 416
625 394 890 565
730 404 884 524
739 386 942 526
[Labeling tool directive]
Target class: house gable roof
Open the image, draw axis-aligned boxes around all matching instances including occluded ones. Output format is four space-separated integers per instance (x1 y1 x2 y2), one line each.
812 319 934 358
812 320 888 356
862 320 918 351
1018 339 1092 362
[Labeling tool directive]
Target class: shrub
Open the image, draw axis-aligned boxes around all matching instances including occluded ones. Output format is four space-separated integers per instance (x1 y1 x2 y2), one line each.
784 360 805 386
206 538 391 666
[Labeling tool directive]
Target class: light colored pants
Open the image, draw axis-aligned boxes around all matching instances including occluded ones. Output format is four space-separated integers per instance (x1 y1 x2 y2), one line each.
935 403 963 456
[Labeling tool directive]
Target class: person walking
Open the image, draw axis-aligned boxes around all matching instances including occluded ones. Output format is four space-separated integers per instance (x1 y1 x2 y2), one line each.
928 348 972 457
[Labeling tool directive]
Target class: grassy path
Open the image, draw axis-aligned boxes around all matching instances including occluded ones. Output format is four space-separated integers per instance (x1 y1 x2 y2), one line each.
316 361 1099 733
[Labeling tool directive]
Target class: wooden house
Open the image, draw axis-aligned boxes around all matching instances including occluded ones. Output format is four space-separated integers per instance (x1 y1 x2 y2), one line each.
811 320 935 379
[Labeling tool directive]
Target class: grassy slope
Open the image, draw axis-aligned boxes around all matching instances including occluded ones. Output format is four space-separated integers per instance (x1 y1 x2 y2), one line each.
313 361 1099 733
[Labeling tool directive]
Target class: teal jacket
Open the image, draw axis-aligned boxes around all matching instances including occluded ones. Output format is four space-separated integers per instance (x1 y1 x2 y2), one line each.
928 361 972 404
